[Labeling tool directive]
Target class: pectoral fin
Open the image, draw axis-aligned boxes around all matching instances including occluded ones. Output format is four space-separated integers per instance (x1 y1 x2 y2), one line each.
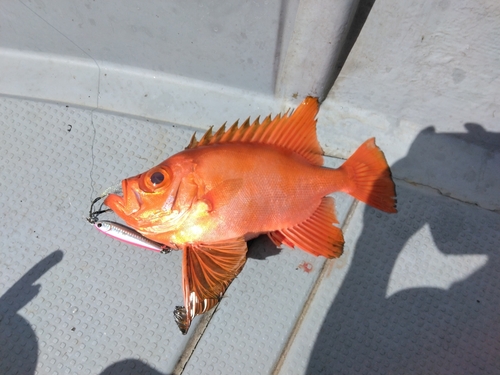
175 237 248 334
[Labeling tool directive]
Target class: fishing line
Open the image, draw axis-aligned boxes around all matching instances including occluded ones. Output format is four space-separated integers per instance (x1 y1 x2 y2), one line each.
89 109 98 202
17 0 102 204
100 182 123 196
88 55 102 204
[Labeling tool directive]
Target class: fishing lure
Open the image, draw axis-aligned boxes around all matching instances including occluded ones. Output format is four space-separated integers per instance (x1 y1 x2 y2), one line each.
88 196 171 253
94 220 171 254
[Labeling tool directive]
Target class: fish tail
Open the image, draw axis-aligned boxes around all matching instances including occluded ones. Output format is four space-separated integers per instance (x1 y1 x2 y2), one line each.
339 138 397 213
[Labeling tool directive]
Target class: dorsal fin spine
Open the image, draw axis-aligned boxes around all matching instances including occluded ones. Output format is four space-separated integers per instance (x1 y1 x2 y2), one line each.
186 97 323 165
219 122 238 143
288 108 317 155
233 119 248 142
247 116 263 143
276 111 290 143
187 134 198 149
198 126 213 146
238 118 252 142
265 115 280 144
252 116 271 142
270 113 290 145
211 123 227 144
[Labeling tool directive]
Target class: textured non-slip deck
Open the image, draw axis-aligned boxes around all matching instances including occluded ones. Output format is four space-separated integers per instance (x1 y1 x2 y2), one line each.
1 96 498 375
278 183 499 375
0 97 354 375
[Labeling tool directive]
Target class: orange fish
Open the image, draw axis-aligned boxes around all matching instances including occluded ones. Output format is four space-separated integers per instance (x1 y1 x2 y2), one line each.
104 97 397 333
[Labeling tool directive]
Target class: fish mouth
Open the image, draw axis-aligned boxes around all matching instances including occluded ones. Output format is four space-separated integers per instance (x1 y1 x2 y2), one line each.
104 179 142 218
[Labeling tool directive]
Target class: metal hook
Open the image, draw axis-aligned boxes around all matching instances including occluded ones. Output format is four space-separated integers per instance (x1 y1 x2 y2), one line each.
87 196 111 224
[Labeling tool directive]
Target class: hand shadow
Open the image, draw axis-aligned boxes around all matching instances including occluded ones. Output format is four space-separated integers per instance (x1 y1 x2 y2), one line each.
100 359 168 375
0 250 63 375
306 125 500 374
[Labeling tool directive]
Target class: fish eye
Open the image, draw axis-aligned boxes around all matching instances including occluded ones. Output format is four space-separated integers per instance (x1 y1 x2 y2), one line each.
150 172 164 185
139 166 172 193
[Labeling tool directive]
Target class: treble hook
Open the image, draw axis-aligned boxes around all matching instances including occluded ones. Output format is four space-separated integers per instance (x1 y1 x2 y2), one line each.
87 196 111 224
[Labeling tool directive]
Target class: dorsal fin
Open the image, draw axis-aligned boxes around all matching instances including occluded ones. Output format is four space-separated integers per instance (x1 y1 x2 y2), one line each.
186 97 324 165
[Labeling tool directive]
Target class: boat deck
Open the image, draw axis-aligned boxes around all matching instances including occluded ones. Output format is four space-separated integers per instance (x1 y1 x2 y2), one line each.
1 97 498 375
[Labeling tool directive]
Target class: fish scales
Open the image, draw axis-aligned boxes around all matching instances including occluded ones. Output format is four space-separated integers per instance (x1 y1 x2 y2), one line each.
100 97 397 333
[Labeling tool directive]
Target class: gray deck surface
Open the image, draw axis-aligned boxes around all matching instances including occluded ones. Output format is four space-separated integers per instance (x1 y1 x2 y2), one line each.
1 96 498 375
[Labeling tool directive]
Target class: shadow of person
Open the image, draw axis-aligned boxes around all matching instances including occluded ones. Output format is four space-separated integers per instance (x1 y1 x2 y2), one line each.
0 250 63 375
306 125 500 374
100 359 168 375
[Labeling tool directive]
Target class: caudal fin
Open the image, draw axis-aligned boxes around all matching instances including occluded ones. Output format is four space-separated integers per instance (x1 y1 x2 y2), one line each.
340 138 397 213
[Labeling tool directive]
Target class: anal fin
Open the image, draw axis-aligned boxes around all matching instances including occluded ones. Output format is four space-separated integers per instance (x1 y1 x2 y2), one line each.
177 238 247 334
268 197 344 258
